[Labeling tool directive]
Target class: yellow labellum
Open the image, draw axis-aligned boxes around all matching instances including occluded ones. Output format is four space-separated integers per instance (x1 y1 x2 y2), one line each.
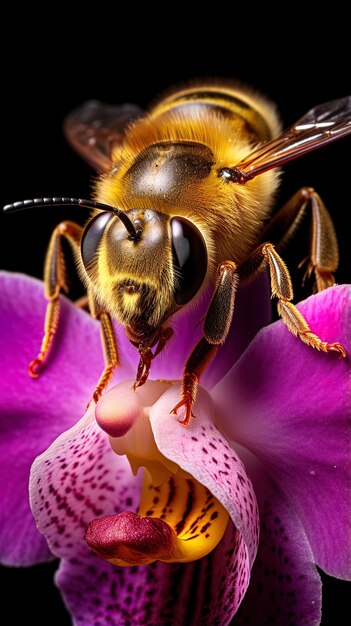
139 470 229 562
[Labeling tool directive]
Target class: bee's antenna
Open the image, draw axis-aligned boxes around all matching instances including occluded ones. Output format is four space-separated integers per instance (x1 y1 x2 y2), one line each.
3 197 140 241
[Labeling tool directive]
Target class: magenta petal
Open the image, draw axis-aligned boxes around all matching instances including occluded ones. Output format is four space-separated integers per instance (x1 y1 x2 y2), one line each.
56 522 247 626
214 285 351 579
0 272 135 410
235 450 322 625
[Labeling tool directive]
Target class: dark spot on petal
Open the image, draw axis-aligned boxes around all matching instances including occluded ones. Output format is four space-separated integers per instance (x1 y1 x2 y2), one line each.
201 522 211 533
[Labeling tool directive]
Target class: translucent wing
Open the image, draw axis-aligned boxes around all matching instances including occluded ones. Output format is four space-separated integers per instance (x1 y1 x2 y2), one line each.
64 100 144 171
233 97 351 181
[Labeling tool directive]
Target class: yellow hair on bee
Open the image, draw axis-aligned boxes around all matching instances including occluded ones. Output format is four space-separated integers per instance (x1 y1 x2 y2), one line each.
95 102 280 280
87 82 285 332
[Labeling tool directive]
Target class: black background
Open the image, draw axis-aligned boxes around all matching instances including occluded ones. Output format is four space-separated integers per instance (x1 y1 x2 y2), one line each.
0 13 350 626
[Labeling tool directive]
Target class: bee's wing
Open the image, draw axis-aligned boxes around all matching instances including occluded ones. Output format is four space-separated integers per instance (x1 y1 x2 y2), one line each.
234 97 351 181
64 100 143 171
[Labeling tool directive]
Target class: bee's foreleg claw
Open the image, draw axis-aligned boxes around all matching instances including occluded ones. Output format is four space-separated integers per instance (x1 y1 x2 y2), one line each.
170 396 196 427
327 342 347 359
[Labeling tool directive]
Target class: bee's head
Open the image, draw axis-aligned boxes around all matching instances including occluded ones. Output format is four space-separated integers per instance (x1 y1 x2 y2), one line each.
3 197 207 343
82 207 207 339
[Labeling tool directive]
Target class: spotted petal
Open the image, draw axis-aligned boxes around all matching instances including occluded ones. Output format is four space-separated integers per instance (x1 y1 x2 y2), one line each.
149 384 259 568
29 381 259 625
56 522 245 626
29 404 142 558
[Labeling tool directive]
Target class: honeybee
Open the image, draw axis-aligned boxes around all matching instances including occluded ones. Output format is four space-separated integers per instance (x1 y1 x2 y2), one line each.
4 84 351 425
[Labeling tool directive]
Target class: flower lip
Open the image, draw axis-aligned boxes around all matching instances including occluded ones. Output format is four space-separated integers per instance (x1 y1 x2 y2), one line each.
93 381 231 566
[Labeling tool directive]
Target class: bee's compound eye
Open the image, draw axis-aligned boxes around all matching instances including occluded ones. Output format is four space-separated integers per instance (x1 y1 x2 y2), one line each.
81 212 113 269
171 217 207 305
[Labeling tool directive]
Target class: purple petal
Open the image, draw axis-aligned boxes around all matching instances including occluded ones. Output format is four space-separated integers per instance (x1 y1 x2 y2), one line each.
235 449 322 626
56 522 245 626
214 285 351 579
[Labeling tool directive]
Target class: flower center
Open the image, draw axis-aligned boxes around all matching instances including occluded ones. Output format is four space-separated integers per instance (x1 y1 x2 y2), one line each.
87 380 229 566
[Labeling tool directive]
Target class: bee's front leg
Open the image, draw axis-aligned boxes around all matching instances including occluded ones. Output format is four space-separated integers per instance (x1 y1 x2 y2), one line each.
171 261 239 426
29 221 83 378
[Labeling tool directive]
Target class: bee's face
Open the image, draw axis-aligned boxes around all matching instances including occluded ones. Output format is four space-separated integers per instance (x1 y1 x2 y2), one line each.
81 208 207 339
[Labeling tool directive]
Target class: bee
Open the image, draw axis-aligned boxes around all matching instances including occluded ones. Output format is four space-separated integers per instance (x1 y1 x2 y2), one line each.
4 84 351 425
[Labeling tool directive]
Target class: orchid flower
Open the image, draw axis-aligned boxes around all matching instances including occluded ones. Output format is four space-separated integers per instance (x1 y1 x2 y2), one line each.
0 271 350 625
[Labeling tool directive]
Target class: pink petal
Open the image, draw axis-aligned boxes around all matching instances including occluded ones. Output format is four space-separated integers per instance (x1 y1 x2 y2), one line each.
214 285 351 579
147 383 259 619
235 449 322 625
29 404 142 559
149 385 259 567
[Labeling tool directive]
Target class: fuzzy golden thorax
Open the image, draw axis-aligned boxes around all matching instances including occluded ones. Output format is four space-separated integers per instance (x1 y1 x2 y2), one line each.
96 112 280 279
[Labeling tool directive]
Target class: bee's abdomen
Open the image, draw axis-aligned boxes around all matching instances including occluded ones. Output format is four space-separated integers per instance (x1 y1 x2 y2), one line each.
151 84 276 142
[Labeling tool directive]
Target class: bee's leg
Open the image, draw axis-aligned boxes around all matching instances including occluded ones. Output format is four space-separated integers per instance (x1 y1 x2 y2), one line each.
240 243 346 358
29 221 83 378
74 295 89 310
87 290 120 404
132 327 174 390
170 339 218 426
259 187 338 291
171 261 239 426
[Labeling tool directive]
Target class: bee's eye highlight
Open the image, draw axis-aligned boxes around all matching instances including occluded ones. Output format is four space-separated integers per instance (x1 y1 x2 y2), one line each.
171 217 207 305
81 212 113 268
